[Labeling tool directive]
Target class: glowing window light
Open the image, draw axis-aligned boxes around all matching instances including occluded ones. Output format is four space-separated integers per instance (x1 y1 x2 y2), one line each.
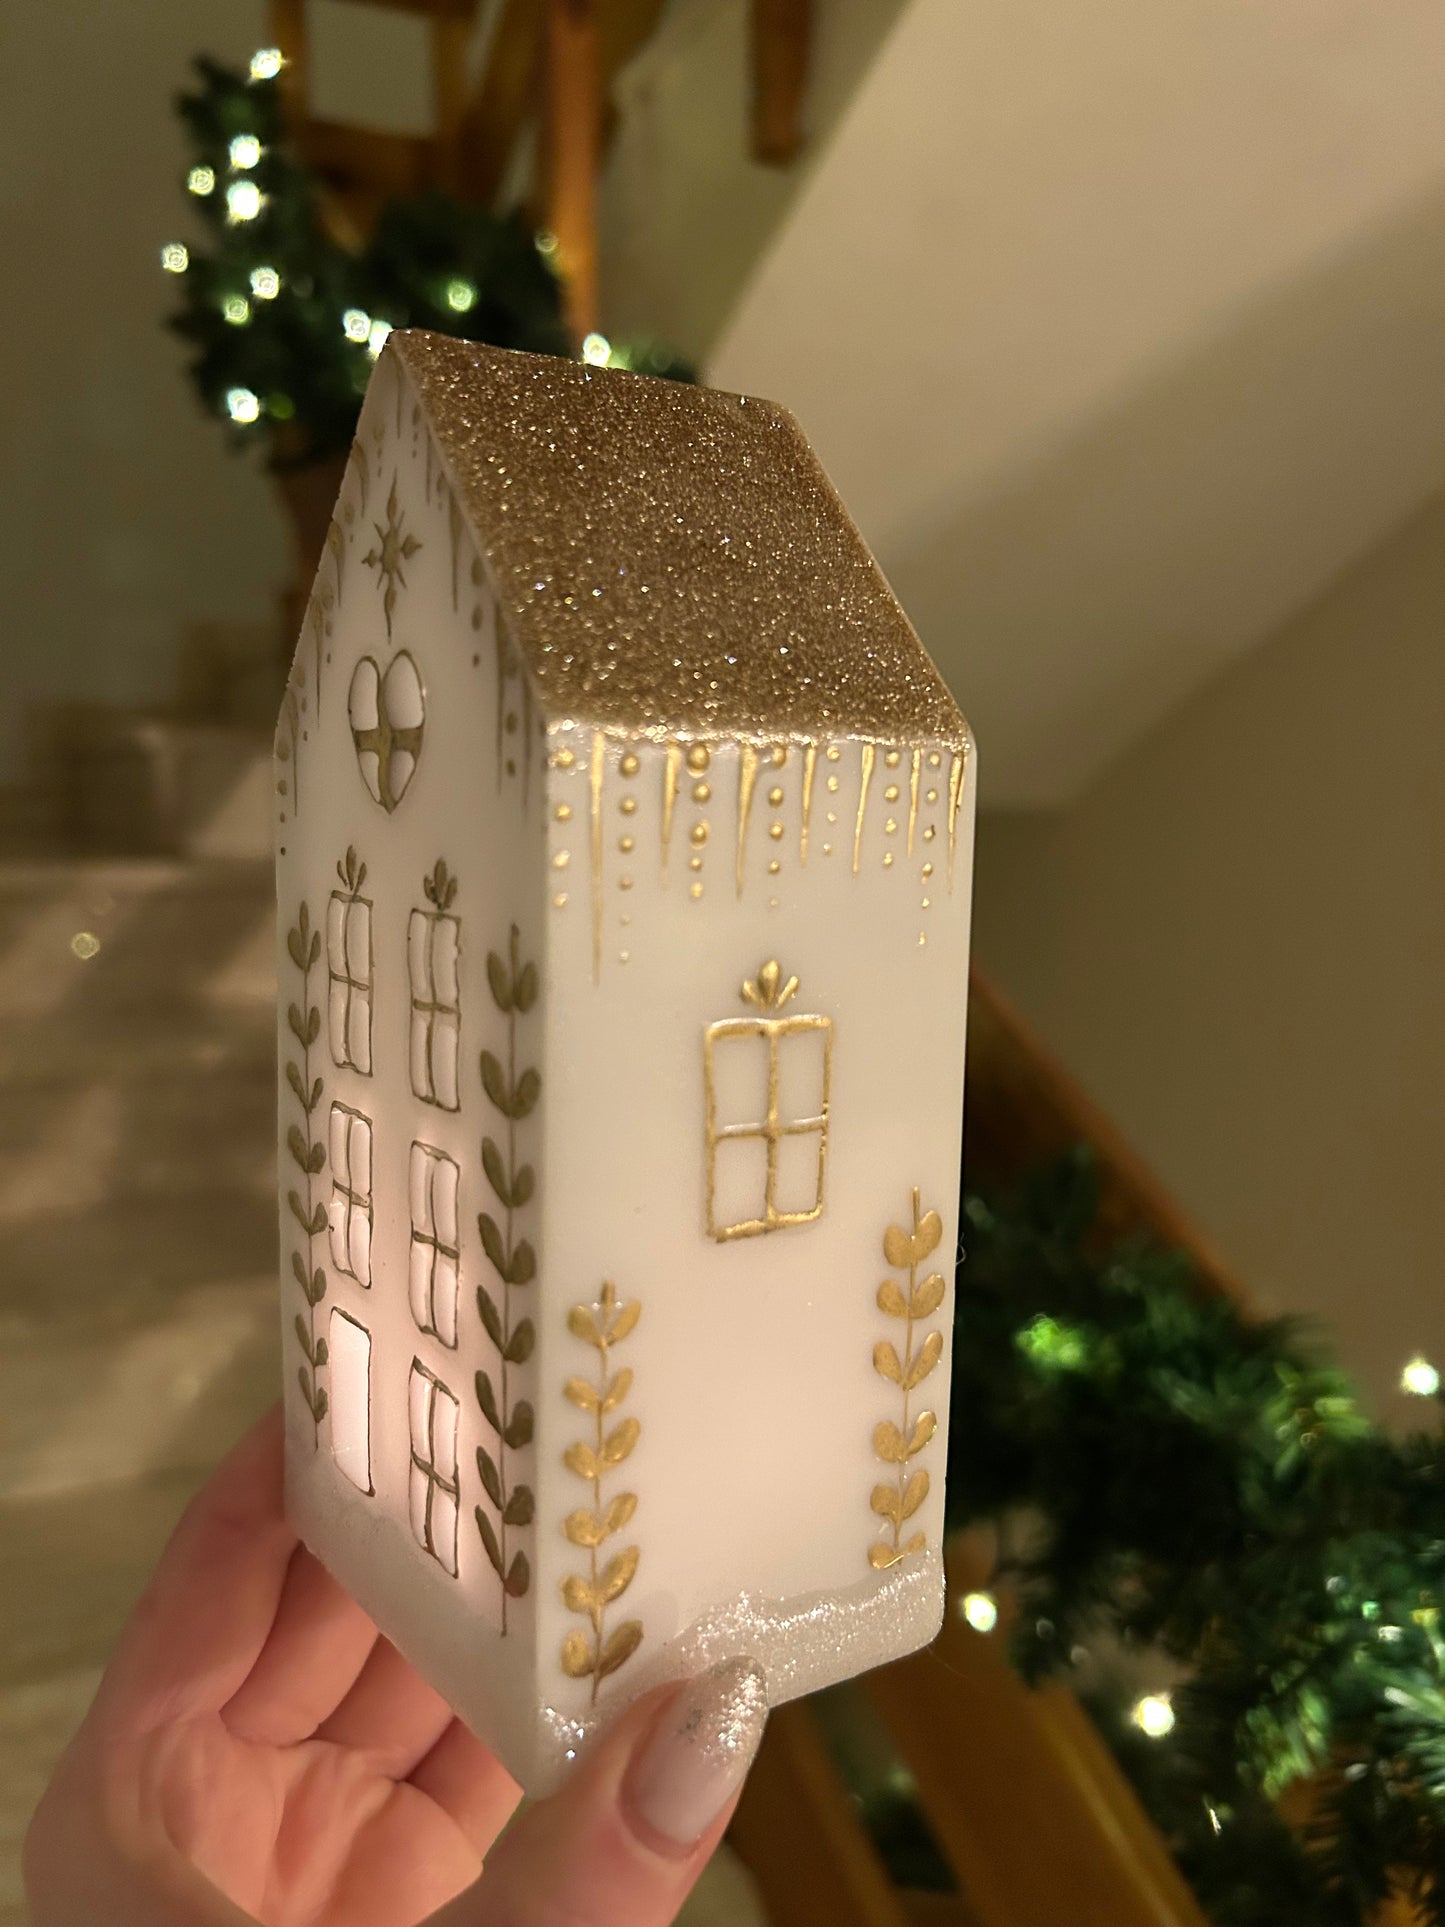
250 47 284 81
250 265 281 300
367 318 393 359
222 294 251 326
960 1590 998 1634
444 277 477 313
187 166 215 197
342 308 372 343
226 179 263 223
229 133 262 170
1132 1693 1175 1739
160 242 189 274
581 332 611 367
226 387 261 424
1402 1355 1440 1398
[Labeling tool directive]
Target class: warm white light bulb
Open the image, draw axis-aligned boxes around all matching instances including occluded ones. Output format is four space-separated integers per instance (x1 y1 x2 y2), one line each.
229 133 262 170
226 387 260 424
1402 1355 1440 1398
160 242 189 274
445 277 477 313
535 229 558 257
343 308 372 343
222 294 251 326
960 1590 998 1634
250 47 283 81
367 318 393 359
1132 1693 1175 1739
251 265 281 300
581 332 611 367
226 179 263 223
187 166 215 197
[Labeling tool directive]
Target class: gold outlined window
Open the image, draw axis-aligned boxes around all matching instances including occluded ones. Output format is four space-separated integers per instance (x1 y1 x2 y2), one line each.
408 907 460 1110
409 1142 459 1348
327 851 372 1074
704 960 833 1241
408 1360 459 1576
328 1103 373 1286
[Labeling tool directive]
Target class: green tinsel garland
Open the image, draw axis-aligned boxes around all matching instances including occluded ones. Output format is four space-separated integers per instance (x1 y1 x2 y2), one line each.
928 1150 1445 1925
164 55 692 468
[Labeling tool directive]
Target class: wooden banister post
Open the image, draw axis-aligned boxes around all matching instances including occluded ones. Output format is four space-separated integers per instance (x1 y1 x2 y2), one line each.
543 0 602 342
750 0 811 166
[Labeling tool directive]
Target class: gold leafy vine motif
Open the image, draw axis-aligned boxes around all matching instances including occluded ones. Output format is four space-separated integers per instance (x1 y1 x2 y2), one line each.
285 901 328 1443
423 857 458 912
475 924 540 1631
561 1281 643 1702
868 1189 946 1570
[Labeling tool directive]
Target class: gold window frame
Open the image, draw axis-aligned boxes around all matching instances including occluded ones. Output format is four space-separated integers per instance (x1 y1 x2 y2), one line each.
408 1359 460 1574
408 907 461 1111
704 1011 833 1241
409 1141 460 1347
329 1101 373 1287
327 887 373 1075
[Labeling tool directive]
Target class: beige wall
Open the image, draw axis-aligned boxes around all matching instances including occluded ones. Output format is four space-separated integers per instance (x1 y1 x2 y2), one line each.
973 489 1445 1426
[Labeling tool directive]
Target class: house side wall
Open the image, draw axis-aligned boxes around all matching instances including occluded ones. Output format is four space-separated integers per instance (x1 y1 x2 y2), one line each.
275 349 548 1774
533 726 976 1750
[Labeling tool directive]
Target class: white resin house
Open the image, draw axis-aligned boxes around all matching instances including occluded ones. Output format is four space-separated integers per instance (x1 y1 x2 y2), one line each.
275 331 976 1793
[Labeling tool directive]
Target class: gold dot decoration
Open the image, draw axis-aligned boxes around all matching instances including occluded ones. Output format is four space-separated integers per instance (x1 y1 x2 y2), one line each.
827 775 840 793
922 896 931 908
619 834 634 853
620 796 637 815
769 822 785 841
885 749 901 768
554 747 575 769
823 842 834 856
687 743 711 773
690 880 704 899
620 876 634 891
771 745 787 767
768 787 784 806
619 949 630 963
620 750 640 777
922 862 934 879
924 826 936 842
884 785 900 803
826 745 841 761
689 854 703 871
692 781 711 803
928 751 942 768
926 788 939 805
691 821 709 845
554 892 568 908
885 818 898 835
883 853 895 867
553 851 570 869
555 803 573 822
826 811 837 825
769 859 781 875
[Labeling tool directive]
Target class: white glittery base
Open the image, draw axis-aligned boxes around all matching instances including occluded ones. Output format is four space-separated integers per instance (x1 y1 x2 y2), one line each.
538 1550 945 1777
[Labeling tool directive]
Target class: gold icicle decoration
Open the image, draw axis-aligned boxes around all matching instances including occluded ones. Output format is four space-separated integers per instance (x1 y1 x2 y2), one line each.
853 744 876 876
908 748 922 856
661 741 681 880
800 742 817 865
736 743 760 898
590 732 606 983
947 749 967 891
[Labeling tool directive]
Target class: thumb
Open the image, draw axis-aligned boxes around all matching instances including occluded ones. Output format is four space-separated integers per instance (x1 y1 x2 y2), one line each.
427 1659 768 1927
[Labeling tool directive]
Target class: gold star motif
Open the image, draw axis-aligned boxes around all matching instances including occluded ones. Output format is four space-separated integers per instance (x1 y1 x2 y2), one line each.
363 476 421 637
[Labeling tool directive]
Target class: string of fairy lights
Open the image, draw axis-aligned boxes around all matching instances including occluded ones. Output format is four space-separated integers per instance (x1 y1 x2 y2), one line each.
161 48 689 459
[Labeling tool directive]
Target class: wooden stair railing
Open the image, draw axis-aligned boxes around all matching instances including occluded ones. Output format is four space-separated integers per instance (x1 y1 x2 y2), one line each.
729 965 1228 1926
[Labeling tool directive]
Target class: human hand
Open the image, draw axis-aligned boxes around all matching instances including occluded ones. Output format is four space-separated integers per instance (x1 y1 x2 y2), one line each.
24 1407 767 1927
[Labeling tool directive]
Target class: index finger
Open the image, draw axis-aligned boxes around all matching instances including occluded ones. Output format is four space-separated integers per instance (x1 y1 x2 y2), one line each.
97 1405 297 1733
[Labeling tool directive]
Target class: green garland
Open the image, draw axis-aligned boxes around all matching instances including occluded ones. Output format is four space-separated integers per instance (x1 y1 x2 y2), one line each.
164 55 692 468
923 1150 1445 1925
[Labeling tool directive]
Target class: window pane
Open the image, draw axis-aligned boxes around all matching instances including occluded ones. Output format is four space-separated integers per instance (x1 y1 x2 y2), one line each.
328 1309 371 1493
773 1126 826 1221
410 1009 432 1100
432 917 459 1007
408 1364 430 1456
348 1203 371 1286
345 900 371 979
776 1022 829 1126
709 1027 769 1131
328 1196 351 1275
348 1115 372 1196
409 1460 429 1549
710 1133 769 1236
432 1380 459 1483
432 1155 458 1247
432 1013 459 1111
348 989 371 1074
329 1104 349 1183
328 981 349 1067
431 1487 458 1575
327 895 347 973
432 1253 458 1348
409 1142 432 1233
408 910 429 1000
409 1238 433 1333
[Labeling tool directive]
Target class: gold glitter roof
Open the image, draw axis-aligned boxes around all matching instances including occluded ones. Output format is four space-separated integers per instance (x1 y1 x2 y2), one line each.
386 331 971 750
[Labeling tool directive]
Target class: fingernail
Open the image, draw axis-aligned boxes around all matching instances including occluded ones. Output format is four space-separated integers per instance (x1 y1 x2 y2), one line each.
624 1658 769 1851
